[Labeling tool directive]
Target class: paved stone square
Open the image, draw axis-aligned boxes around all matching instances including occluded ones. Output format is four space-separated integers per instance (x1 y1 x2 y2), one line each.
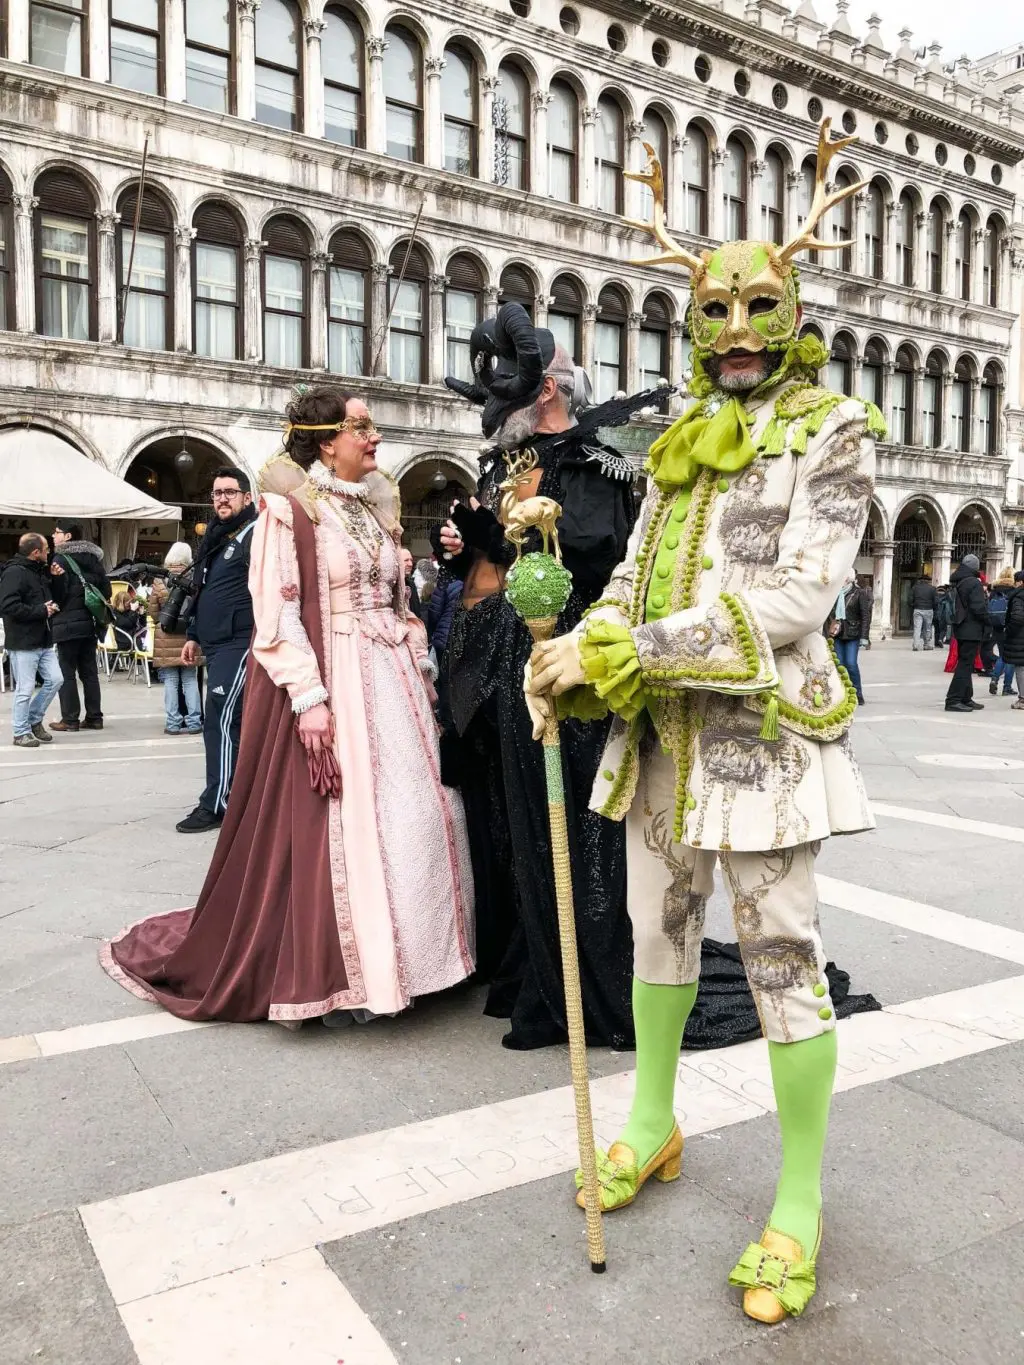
1 641 1023 1364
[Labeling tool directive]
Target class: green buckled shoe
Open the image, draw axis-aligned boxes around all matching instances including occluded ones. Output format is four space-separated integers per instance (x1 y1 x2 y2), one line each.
574 1123 683 1213
728 1220 821 1323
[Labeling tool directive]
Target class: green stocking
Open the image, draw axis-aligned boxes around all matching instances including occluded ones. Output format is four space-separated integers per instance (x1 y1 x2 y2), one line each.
765 1030 837 1256
616 978 698 1164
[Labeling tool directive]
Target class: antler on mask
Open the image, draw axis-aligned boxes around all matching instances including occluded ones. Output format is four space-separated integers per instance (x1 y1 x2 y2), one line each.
776 118 868 268
624 141 706 275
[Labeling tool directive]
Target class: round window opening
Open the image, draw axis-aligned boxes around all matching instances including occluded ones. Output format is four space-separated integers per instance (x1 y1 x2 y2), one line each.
842 109 857 133
510 0 530 16
695 54 712 84
992 164 1004 185
558 5 579 35
906 132 919 156
964 153 976 176
935 142 948 166
652 38 670 68
772 82 788 110
874 121 888 145
734 70 751 97
808 96 823 122
607 23 626 53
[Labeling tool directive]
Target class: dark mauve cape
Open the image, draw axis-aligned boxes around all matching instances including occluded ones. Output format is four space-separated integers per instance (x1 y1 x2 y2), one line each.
101 496 353 1021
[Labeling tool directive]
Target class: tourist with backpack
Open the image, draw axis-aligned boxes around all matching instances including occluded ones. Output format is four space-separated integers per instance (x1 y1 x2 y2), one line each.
944 555 989 712
987 567 1017 697
49 522 111 732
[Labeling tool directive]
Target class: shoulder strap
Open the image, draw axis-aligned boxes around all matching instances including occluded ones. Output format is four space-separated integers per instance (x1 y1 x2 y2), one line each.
61 554 87 584
235 518 257 566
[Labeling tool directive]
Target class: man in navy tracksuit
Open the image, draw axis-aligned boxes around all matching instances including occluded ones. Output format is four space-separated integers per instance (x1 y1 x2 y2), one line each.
176 467 258 834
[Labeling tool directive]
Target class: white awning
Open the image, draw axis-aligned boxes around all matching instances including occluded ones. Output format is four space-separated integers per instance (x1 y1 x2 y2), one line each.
0 427 181 521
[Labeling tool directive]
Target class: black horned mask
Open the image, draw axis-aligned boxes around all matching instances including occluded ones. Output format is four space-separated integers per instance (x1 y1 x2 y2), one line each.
444 303 557 438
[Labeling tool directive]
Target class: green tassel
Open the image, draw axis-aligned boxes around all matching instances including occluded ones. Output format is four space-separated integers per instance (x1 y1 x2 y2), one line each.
759 692 780 742
757 415 788 456
865 400 888 440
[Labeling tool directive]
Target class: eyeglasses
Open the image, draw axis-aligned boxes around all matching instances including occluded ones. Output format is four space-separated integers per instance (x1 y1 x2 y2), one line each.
211 488 243 501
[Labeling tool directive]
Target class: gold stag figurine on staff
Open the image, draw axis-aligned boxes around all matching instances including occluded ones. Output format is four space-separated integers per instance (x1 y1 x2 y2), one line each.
498 448 564 563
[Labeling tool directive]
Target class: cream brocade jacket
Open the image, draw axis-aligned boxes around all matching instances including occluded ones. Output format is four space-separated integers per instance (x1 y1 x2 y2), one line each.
582 384 877 854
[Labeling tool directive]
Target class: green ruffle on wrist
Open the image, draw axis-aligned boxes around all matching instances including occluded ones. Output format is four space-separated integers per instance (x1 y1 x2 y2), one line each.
580 620 648 722
555 685 610 724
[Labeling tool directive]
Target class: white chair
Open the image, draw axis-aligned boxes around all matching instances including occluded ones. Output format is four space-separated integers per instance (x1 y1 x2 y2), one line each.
98 625 136 677
133 620 155 686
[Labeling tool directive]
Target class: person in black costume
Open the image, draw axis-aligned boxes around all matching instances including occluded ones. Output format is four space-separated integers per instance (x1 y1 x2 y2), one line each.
442 303 655 1050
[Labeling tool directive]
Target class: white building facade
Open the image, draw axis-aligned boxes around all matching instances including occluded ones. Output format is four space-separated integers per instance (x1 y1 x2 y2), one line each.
1 0 1023 630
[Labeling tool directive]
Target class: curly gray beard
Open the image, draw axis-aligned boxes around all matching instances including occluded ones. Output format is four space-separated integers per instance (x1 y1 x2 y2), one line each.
704 350 784 393
493 399 542 449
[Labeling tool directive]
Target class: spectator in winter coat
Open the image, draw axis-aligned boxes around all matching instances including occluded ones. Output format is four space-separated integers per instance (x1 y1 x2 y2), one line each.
149 543 204 735
0 533 63 747
935 586 955 647
49 522 110 732
945 555 989 712
1002 570 1024 711
909 574 938 651
987 567 1017 697
826 572 872 704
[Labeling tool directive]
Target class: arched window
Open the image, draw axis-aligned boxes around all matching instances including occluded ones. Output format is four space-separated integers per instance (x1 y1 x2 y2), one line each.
110 0 161 95
926 201 944 293
185 0 233 113
193 201 242 361
682 124 708 236
323 7 363 147
384 26 422 162
981 361 1002 455
984 218 1002 308
864 182 885 279
595 285 627 401
798 158 819 265
760 149 784 242
640 109 669 222
862 338 885 409
445 253 483 381
639 291 671 390
723 137 746 239
262 216 309 368
389 240 428 383
116 185 172 350
923 352 944 447
35 170 95 341
833 168 854 271
441 46 478 177
499 262 535 320
548 80 578 203
595 95 624 215
828 332 854 397
955 210 973 302
327 229 370 376
895 190 915 286
255 0 301 130
549 273 582 362
950 358 972 453
30 0 86 76
891 346 914 445
495 62 529 191
0 168 12 330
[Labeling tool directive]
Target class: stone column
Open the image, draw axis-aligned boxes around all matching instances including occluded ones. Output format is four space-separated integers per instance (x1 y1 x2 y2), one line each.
884 201 898 282
534 292 553 327
626 310 644 391
625 120 646 220
969 377 983 453
531 91 551 199
881 361 894 431
670 135 688 230
877 541 895 638
303 19 326 140
480 75 499 184
582 301 600 375
913 211 926 290
173 225 195 353
709 148 726 242
940 371 954 448
96 210 120 344
165 0 187 103
581 105 598 209
13 194 37 334
483 283 500 320
309 251 330 369
971 229 986 304
243 236 265 362
365 37 388 154
942 219 956 297
7 0 29 63
998 237 1012 310
429 272 448 383
236 0 261 123
784 170 800 243
369 262 392 376
910 366 924 446
749 159 765 240
852 192 867 276
670 319 686 386
851 355 864 399
932 541 953 587
424 57 445 169
90 0 110 83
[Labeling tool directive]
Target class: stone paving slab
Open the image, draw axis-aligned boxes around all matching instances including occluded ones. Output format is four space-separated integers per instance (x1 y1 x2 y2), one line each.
0 1211 136 1365
893 1043 1024 1145
0 924 150 1034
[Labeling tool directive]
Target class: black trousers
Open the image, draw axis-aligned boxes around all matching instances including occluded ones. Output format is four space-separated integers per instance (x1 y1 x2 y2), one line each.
945 637 978 707
199 641 248 816
56 636 102 723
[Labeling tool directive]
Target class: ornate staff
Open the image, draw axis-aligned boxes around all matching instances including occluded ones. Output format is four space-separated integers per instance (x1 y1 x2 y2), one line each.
501 453 607 1275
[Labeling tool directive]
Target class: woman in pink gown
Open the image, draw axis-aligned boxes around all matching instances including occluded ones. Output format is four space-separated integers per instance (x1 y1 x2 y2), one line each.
102 388 474 1021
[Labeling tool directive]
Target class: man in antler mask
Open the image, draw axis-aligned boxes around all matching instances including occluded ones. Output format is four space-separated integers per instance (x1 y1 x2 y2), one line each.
525 122 886 1321
442 302 655 1050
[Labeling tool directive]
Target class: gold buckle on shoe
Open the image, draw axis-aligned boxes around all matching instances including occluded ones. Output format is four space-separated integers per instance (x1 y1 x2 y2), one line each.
754 1250 790 1291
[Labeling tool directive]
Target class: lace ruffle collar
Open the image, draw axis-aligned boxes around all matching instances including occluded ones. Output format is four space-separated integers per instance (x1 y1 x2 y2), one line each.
308 460 369 499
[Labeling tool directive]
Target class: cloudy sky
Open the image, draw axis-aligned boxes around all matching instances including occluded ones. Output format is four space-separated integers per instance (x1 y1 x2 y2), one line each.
841 3 1018 63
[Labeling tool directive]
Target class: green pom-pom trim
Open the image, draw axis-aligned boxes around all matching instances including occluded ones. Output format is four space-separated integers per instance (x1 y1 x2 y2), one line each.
505 552 573 621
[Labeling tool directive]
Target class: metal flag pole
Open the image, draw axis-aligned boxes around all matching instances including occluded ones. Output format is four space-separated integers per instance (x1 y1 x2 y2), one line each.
118 133 150 346
501 459 607 1274
369 197 426 376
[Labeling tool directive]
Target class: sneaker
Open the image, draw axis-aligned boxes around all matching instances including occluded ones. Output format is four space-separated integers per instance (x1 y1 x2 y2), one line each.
50 719 79 732
164 726 183 736
1003 689 1017 698
989 681 998 695
944 703 975 713
176 805 223 834
83 718 103 730
12 733 40 748
185 727 202 735
969 700 985 710
30 723 53 743
1011 700 1024 711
